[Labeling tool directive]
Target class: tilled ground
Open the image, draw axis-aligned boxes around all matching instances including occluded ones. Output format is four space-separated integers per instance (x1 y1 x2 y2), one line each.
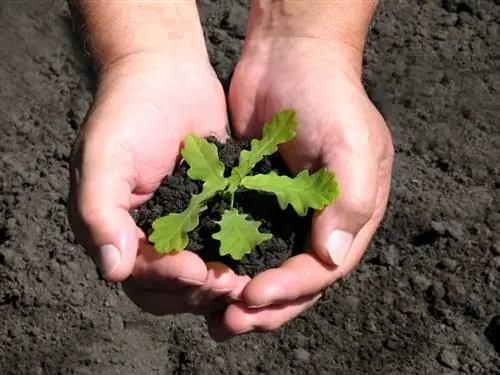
1 1 499 374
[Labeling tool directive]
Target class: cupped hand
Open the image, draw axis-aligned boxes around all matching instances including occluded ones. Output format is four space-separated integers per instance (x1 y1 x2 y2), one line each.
68 53 249 316
208 38 394 339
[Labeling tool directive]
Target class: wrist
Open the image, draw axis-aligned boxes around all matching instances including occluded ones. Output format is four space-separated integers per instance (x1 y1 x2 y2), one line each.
69 0 208 70
245 0 379 69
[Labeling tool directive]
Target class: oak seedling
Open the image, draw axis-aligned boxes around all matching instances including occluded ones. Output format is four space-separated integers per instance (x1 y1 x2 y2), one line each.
148 109 340 260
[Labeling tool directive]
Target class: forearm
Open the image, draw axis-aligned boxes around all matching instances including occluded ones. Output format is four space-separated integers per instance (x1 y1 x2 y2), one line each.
248 0 379 60
68 0 206 68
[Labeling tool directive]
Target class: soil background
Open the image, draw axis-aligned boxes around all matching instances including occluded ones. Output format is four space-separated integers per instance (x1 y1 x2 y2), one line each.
1 0 500 374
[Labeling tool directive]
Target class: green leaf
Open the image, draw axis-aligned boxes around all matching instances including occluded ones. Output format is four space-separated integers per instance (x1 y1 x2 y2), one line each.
181 134 227 190
229 109 297 187
212 209 272 260
241 168 340 216
148 184 220 253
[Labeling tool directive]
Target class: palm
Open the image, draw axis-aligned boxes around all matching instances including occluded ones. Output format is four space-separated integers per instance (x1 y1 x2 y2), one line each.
84 61 228 208
229 44 385 175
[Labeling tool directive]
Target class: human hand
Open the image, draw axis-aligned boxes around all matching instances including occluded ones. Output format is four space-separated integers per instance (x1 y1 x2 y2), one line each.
208 36 394 339
68 52 250 316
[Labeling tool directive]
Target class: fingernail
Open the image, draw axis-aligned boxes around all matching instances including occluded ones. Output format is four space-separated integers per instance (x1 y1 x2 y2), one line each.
326 230 353 266
248 303 271 309
176 277 204 286
97 244 121 277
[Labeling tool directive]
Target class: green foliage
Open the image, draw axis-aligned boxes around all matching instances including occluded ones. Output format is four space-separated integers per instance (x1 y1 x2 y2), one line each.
148 109 340 261
227 109 297 193
181 134 227 191
148 183 219 253
212 209 272 260
241 169 340 217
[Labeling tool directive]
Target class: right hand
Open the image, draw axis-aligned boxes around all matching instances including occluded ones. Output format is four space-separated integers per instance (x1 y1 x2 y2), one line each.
68 52 250 316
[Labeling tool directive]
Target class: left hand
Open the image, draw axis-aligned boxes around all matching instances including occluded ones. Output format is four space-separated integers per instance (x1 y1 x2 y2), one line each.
207 37 394 340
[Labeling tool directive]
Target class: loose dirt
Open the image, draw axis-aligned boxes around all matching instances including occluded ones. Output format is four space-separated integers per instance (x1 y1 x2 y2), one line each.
133 137 311 277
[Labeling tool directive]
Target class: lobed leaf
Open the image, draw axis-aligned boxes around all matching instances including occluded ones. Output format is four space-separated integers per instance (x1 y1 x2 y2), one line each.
181 134 227 190
212 209 272 260
148 184 221 253
241 168 340 216
229 109 297 188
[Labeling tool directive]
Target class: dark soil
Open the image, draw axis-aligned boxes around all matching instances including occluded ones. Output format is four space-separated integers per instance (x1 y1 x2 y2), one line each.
1 0 500 374
133 137 311 276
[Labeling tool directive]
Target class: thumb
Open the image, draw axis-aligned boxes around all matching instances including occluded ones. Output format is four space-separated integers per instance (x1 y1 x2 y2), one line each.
68 144 139 283
311 149 379 267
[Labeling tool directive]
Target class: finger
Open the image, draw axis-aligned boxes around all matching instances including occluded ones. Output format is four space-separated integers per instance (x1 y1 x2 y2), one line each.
171 262 250 305
310 143 380 267
241 252 350 308
130 237 209 290
130 238 251 293
68 140 139 283
242 153 394 308
130 235 249 290
200 263 251 302
124 262 250 316
207 293 322 341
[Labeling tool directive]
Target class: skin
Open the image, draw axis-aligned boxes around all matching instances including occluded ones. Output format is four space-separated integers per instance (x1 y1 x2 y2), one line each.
67 0 394 339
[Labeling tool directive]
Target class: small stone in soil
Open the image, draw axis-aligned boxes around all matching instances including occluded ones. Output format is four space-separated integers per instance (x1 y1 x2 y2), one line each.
437 258 459 272
108 313 125 332
410 274 432 292
293 348 310 362
437 348 459 369
378 244 399 266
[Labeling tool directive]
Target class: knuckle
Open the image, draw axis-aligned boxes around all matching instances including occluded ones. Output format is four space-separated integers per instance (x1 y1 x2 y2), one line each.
342 128 371 153
341 195 374 222
79 206 107 230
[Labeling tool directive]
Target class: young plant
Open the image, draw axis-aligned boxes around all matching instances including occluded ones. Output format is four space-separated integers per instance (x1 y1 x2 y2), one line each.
148 109 340 260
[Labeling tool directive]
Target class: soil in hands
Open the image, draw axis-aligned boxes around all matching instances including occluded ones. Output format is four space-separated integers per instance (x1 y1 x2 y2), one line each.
132 137 312 276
